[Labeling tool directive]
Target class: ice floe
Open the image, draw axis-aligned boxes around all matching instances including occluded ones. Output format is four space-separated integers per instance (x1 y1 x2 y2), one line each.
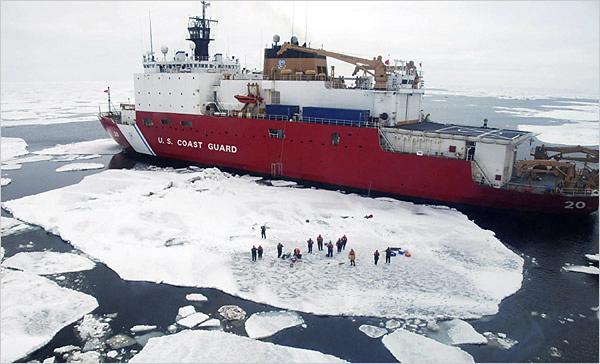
2 163 22 170
74 314 111 352
0 270 98 362
245 311 304 339
130 325 158 333
177 312 210 328
134 331 164 346
55 162 104 172
198 318 221 329
218 305 247 321
358 324 388 338
1 251 95 274
442 319 487 345
585 254 599 262
129 330 345 363
270 180 298 187
177 305 196 318
1 178 11 187
382 328 474 363
563 265 600 275
36 139 122 156
1 137 28 162
185 293 208 302
483 331 519 350
2 167 524 319
519 121 599 146
106 334 137 350
495 104 600 122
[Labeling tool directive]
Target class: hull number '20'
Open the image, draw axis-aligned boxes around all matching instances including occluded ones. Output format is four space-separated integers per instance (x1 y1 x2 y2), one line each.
564 201 586 209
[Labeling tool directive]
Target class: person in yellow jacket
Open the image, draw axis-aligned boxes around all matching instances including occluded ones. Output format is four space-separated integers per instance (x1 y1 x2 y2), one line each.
348 249 356 266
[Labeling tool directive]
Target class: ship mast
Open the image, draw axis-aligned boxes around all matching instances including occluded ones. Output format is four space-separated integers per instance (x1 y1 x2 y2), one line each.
187 1 218 61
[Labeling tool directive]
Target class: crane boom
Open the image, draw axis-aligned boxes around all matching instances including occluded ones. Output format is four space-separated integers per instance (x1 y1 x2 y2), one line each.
277 42 389 89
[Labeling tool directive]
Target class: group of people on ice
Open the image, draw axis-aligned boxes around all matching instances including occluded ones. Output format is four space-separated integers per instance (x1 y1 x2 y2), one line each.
253 224 410 266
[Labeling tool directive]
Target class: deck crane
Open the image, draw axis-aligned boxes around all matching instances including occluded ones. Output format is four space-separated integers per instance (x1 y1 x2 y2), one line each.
276 42 391 90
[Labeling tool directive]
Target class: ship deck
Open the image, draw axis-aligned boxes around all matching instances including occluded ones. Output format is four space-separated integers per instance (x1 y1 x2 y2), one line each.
397 121 531 141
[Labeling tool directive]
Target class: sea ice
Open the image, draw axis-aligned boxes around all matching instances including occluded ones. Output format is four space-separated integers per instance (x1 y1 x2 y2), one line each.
177 312 210 328
1 163 22 170
129 330 345 363
55 163 104 172
442 319 487 345
134 331 164 346
106 350 118 358
130 325 158 333
1 137 28 162
358 324 387 338
218 305 246 321
75 314 111 344
585 254 599 262
53 345 80 354
1 251 95 274
245 311 304 339
519 121 599 146
35 139 121 156
106 334 137 350
198 318 221 329
177 305 196 318
385 319 402 330
563 265 600 275
2 167 524 319
0 270 98 362
483 332 519 350
270 180 298 187
185 293 208 302
382 329 474 363
1 178 11 187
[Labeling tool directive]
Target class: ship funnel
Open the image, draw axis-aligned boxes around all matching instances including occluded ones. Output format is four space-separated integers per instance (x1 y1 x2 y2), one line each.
291 35 299 45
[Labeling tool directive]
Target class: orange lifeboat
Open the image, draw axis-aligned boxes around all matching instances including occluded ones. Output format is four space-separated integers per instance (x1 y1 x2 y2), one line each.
234 95 263 104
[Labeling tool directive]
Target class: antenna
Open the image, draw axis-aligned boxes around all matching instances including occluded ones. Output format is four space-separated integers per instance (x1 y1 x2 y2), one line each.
304 2 307 44
149 10 154 61
291 1 295 36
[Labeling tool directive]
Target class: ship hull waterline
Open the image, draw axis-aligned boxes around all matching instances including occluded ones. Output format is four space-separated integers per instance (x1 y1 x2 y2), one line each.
99 114 598 215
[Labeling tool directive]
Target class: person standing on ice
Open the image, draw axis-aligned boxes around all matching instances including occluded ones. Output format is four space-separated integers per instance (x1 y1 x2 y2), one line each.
260 225 267 239
257 245 264 259
317 235 324 251
251 246 257 262
374 250 380 265
327 241 334 257
348 249 356 266
277 242 284 258
307 238 314 253
341 235 347 250
336 239 342 253
385 247 392 264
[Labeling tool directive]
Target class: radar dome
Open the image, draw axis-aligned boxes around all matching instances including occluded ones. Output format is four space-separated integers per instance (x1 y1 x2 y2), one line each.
290 35 299 45
160 45 169 55
273 34 280 43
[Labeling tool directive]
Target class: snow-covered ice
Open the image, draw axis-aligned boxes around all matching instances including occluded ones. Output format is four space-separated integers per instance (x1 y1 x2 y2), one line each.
1 251 95 274
36 139 121 156
358 324 387 338
0 270 98 362
177 305 196 318
496 103 600 122
198 318 221 329
442 319 487 345
55 162 104 172
1 137 28 162
134 331 164 346
483 331 519 350
1 178 11 187
563 265 600 275
177 312 210 328
1 217 34 237
245 311 304 339
2 163 22 170
130 325 158 333
53 345 80 355
186 293 208 302
129 330 345 363
385 319 402 330
382 328 474 363
585 254 599 262
218 305 247 321
519 121 599 146
270 180 298 187
2 167 524 319
75 314 111 346
106 334 137 350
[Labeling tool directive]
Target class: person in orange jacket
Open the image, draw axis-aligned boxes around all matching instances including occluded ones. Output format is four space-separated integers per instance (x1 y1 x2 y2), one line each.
348 249 356 266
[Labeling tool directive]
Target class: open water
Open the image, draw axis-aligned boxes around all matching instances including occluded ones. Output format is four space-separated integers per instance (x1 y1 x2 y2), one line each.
1 87 598 362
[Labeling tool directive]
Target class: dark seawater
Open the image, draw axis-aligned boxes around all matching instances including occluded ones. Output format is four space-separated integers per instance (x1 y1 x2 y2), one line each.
1 93 598 363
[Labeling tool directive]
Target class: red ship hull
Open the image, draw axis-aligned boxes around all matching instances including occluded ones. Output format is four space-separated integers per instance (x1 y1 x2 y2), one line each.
100 113 598 215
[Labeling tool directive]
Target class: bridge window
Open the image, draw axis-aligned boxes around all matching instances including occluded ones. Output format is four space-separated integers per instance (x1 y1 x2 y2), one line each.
331 132 340 146
143 118 153 126
161 119 171 125
268 129 285 139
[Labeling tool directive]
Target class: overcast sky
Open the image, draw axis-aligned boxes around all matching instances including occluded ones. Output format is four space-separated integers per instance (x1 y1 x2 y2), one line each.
1 1 598 95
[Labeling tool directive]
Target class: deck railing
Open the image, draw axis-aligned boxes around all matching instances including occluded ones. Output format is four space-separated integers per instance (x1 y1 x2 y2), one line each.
503 181 598 196
211 111 378 128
